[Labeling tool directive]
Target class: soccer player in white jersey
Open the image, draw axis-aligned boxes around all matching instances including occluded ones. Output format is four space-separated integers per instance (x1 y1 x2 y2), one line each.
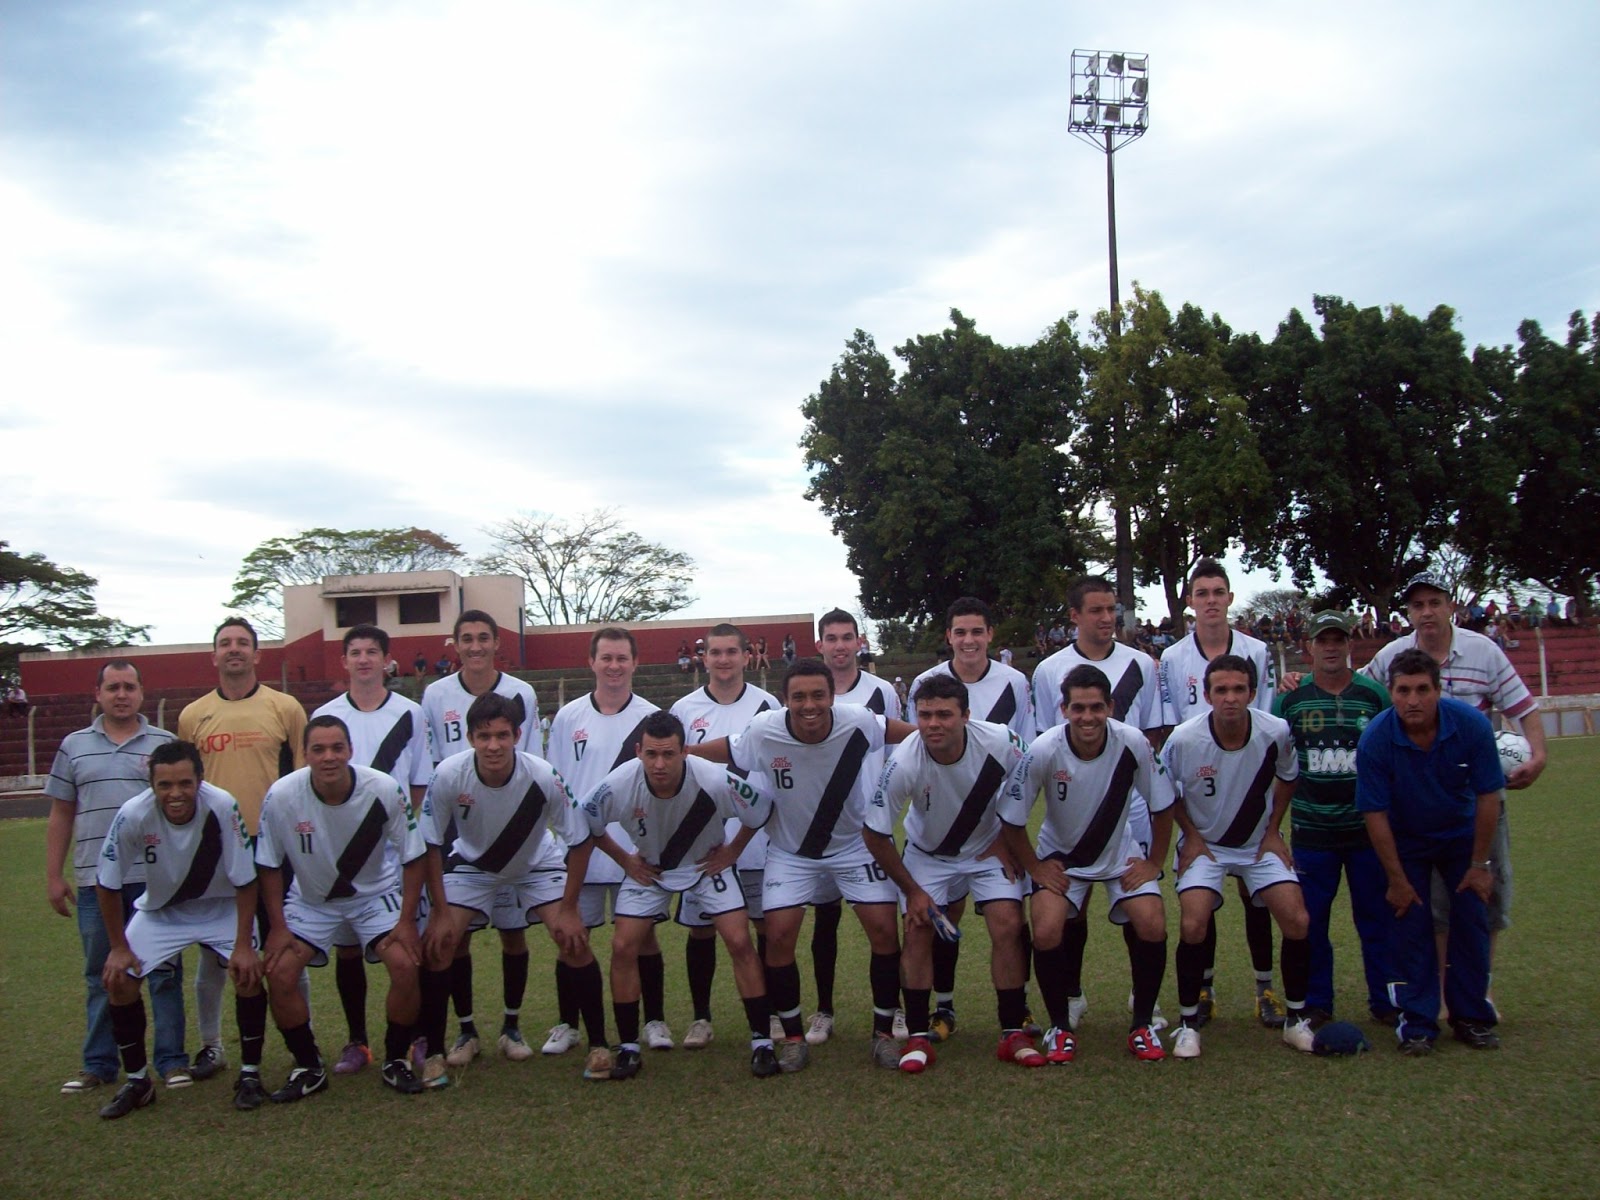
863 674 1030 1074
256 717 429 1101
690 660 915 1071
420 610 542 1069
418 693 608 1081
1160 656 1317 1059
572 711 780 1079
313 624 433 1079
1156 559 1283 1028
669 623 779 1049
1001 665 1174 1064
545 626 666 1053
94 742 263 1119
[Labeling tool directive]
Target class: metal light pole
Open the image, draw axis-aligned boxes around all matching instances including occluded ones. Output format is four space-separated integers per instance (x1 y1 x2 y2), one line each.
1070 50 1148 635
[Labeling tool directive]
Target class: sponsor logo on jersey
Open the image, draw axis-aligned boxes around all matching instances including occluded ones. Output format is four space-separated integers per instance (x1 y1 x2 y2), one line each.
1196 764 1218 779
143 833 161 847
1308 747 1358 775
294 821 314 835
771 756 792 771
1186 676 1200 693
455 794 475 809
1053 769 1071 784
691 717 710 733
444 709 461 723
633 805 648 823
573 729 589 745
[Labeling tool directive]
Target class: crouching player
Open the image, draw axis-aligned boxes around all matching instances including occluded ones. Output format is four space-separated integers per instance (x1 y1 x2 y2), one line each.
255 716 428 1102
863 675 1030 1073
570 712 779 1079
96 741 263 1119
1000 666 1174 1064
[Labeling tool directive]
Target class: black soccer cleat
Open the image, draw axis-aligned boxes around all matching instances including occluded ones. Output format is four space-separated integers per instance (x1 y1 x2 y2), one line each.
382 1059 425 1094
232 1073 267 1111
269 1066 328 1103
750 1044 780 1078
610 1047 643 1081
1452 1022 1501 1051
99 1075 157 1120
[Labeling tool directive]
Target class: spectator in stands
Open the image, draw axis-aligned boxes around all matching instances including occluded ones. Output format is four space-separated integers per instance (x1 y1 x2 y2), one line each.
6 682 28 717
413 651 428 676
1033 624 1048 658
435 654 451 676
755 636 770 669
1360 607 1377 639
1505 594 1523 632
1565 596 1579 624
892 676 909 712
676 641 694 674
1547 596 1562 626
781 633 797 665
999 646 1014 666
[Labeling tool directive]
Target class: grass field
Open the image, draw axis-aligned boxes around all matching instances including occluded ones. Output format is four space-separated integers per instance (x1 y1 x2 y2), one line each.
4 740 1598 1199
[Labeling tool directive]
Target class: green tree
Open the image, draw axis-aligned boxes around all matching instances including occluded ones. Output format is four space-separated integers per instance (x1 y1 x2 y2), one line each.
229 527 466 637
478 509 695 625
1 541 150 671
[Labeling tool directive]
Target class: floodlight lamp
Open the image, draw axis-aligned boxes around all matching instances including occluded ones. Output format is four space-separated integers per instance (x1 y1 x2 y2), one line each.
1131 78 1147 101
1103 104 1122 124
1125 55 1148 74
1134 108 1148 130
1086 52 1102 74
1082 77 1099 100
1108 53 1125 74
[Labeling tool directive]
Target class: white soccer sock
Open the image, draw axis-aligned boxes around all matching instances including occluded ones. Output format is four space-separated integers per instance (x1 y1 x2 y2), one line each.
196 953 226 1047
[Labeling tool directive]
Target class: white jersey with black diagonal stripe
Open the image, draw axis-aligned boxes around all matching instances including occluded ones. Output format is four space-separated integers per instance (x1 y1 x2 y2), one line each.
579 757 771 889
423 750 586 881
835 670 903 721
1157 629 1276 726
1000 719 1174 879
97 783 254 910
257 765 425 904
867 720 1024 859
1160 711 1298 849
422 672 539 763
908 661 1032 740
729 706 885 860
548 692 660 883
1031 642 1162 737
314 691 433 789
670 683 780 870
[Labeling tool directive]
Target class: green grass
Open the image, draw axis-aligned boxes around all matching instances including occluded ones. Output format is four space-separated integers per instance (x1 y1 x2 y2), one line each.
5 741 1599 1199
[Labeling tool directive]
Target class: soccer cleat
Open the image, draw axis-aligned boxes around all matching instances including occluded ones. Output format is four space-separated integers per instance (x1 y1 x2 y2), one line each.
750 1044 781 1078
871 1033 902 1069
61 1070 111 1094
996 1030 1045 1068
929 1007 958 1043
1020 1004 1042 1037
1397 1036 1435 1057
644 1020 675 1051
98 1075 156 1120
542 1023 581 1055
381 1059 424 1094
682 1018 714 1050
1256 986 1287 1028
498 1029 534 1061
777 1037 810 1074
1068 994 1089 1032
162 1067 193 1089
1042 1026 1076 1065
769 1015 786 1042
1127 990 1169 1032
1193 986 1215 1029
1452 1022 1501 1050
610 1047 644 1080
583 1046 615 1081
421 1054 452 1090
1172 1025 1202 1059
445 1032 480 1067
1128 1025 1166 1062
268 1066 328 1104
892 1008 909 1039
333 1041 372 1075
190 1045 228 1081
232 1072 267 1110
804 1012 834 1046
898 1035 935 1074
1282 1016 1317 1053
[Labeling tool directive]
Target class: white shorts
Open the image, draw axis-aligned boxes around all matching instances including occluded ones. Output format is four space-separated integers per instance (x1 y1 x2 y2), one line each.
679 868 765 928
762 844 898 912
1175 840 1298 908
578 882 621 930
487 884 531 932
903 844 1025 910
443 866 568 933
284 888 416 967
125 897 249 977
620 866 745 925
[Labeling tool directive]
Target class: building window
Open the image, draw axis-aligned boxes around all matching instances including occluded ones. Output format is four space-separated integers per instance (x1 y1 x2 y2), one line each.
334 596 378 628
398 593 442 625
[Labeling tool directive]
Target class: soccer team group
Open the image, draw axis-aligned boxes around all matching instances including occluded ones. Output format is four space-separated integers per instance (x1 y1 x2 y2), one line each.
44 561 1544 1121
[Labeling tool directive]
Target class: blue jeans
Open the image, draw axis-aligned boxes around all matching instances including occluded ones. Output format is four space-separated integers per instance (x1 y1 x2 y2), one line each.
79 884 188 1077
1294 843 1393 1018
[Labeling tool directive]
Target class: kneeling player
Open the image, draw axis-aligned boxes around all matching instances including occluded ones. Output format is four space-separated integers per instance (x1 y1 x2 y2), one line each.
571 712 779 1079
96 742 264 1118
1161 656 1316 1058
1000 666 1173 1063
256 717 428 1101
864 674 1030 1073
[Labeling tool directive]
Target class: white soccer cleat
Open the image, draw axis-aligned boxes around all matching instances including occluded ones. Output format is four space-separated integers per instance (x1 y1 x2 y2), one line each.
682 1019 714 1050
891 1008 909 1039
644 1019 675 1051
1068 994 1089 1032
541 1023 580 1056
804 1012 834 1045
1173 1025 1202 1059
1282 1016 1317 1053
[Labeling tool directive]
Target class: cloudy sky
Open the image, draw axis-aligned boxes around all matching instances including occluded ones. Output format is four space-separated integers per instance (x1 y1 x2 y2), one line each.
4 0 1596 645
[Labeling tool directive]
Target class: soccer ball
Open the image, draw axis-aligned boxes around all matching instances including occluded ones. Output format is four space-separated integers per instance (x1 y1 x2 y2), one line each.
1495 730 1532 778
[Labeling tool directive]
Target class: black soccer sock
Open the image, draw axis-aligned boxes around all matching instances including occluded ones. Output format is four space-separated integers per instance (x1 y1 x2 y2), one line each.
1176 939 1207 1015
384 1020 411 1065
686 935 717 1022
1032 939 1072 1031
335 953 369 1045
1201 913 1218 983
932 935 960 1005
1245 900 1276 978
555 961 578 1028
1018 919 1034 985
280 1021 322 1071
420 966 452 1057
502 950 529 1026
812 901 841 1013
614 1000 640 1048
768 962 803 1038
451 952 476 1036
1061 918 1089 996
869 951 901 1036
756 931 769 966
996 986 1028 1033
1280 935 1310 1009
904 987 932 1037
639 951 666 1025
110 998 148 1076
741 995 773 1045
236 991 268 1069
1129 936 1168 1030
573 959 608 1048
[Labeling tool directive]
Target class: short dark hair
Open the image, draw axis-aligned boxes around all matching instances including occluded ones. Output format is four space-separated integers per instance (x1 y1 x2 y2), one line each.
213 617 258 650
149 740 204 782
590 625 637 658
96 659 141 687
303 714 352 749
1188 558 1230 592
466 692 521 735
912 672 968 712
944 597 993 630
783 659 834 697
454 609 498 640
1204 653 1257 692
817 608 858 637
640 710 686 746
1061 664 1112 706
1388 648 1441 689
342 623 390 654
1067 575 1116 614
706 622 746 648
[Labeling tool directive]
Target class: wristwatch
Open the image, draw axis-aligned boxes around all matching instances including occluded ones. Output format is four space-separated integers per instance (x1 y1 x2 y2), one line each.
1471 859 1493 871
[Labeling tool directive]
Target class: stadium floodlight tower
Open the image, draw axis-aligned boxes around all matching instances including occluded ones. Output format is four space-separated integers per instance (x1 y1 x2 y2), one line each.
1069 48 1149 635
